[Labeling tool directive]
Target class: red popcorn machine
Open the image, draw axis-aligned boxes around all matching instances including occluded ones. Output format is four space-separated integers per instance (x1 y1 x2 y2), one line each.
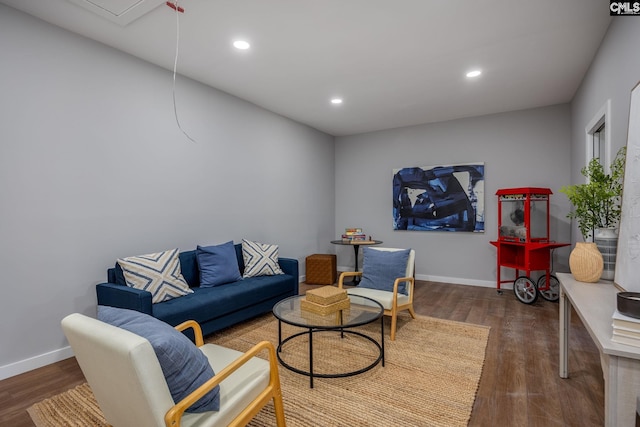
490 187 569 304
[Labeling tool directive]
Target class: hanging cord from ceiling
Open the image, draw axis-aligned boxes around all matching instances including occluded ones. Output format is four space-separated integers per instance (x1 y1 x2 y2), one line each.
168 0 197 143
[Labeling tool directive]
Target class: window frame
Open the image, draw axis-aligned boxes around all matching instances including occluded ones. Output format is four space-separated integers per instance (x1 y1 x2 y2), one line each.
585 99 612 175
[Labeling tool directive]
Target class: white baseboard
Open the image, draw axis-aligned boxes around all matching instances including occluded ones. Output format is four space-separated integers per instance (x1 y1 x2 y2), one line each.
0 346 74 381
414 273 497 288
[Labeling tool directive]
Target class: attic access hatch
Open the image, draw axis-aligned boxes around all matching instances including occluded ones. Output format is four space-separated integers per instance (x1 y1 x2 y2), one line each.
66 0 166 26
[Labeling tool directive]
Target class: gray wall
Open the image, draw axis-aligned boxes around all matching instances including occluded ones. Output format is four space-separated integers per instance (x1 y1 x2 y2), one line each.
570 18 640 243
0 5 335 378
334 105 573 286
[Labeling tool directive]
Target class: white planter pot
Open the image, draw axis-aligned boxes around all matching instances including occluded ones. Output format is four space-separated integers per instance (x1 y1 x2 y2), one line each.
594 227 618 281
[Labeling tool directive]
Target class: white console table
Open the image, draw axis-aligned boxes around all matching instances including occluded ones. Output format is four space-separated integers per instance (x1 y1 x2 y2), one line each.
559 272 640 427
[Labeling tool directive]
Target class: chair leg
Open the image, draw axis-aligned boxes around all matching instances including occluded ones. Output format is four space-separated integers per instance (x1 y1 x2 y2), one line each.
408 305 417 319
270 357 286 426
273 392 286 427
390 314 397 341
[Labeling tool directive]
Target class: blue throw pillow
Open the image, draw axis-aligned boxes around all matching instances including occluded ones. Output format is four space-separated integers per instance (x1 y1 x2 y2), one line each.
196 241 242 287
359 248 411 294
97 306 220 413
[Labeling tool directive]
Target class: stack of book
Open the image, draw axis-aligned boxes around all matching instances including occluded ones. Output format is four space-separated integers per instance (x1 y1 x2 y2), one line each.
342 228 367 242
301 285 350 315
611 310 640 347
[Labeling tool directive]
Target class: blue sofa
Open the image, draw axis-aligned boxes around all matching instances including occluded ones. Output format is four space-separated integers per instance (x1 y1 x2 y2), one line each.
96 244 299 336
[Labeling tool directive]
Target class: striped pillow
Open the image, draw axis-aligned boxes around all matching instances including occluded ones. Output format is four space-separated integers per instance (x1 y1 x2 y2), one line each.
241 239 284 278
117 249 193 303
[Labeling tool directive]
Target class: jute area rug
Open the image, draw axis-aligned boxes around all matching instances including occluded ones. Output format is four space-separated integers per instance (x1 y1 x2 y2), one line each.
29 314 489 427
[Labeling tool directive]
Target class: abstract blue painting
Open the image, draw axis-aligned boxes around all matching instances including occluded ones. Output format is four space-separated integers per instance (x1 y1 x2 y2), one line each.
393 163 485 232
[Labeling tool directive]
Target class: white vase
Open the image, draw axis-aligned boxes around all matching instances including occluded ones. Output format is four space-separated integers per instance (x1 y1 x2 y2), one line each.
594 228 618 281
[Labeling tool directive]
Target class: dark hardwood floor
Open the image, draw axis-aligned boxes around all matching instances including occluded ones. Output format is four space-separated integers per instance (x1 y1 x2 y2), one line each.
411 282 604 427
0 281 604 426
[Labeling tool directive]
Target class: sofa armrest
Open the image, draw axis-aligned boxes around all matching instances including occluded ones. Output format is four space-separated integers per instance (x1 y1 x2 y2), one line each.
96 283 153 315
277 257 299 294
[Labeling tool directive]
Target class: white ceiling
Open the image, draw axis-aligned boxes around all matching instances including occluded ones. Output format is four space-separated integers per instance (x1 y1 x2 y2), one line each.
1 0 611 136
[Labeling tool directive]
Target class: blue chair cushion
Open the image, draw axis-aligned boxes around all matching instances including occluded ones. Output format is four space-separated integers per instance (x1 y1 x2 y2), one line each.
97 305 220 413
196 241 243 287
359 248 411 294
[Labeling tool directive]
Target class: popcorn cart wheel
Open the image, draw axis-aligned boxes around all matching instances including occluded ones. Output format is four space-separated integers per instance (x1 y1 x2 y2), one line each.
513 274 560 304
513 276 538 304
536 274 560 302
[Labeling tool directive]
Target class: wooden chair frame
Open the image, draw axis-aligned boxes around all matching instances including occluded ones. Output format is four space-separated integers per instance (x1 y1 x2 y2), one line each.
166 320 286 427
338 262 416 341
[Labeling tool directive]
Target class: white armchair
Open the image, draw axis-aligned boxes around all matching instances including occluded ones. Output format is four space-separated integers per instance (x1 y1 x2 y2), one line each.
61 313 286 427
338 247 416 341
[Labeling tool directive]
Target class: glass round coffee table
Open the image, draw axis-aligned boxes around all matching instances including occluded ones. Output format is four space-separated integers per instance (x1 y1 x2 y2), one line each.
272 294 384 388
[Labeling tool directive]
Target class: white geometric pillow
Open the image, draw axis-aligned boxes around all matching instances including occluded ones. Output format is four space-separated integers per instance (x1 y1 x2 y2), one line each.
241 239 284 278
117 248 193 303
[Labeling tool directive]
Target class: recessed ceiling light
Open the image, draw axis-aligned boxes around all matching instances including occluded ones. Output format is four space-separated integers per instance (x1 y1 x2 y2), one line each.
331 98 343 105
233 40 250 50
466 69 482 78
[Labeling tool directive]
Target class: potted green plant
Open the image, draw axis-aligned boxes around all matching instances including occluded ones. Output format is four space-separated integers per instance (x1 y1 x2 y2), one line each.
560 146 626 281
